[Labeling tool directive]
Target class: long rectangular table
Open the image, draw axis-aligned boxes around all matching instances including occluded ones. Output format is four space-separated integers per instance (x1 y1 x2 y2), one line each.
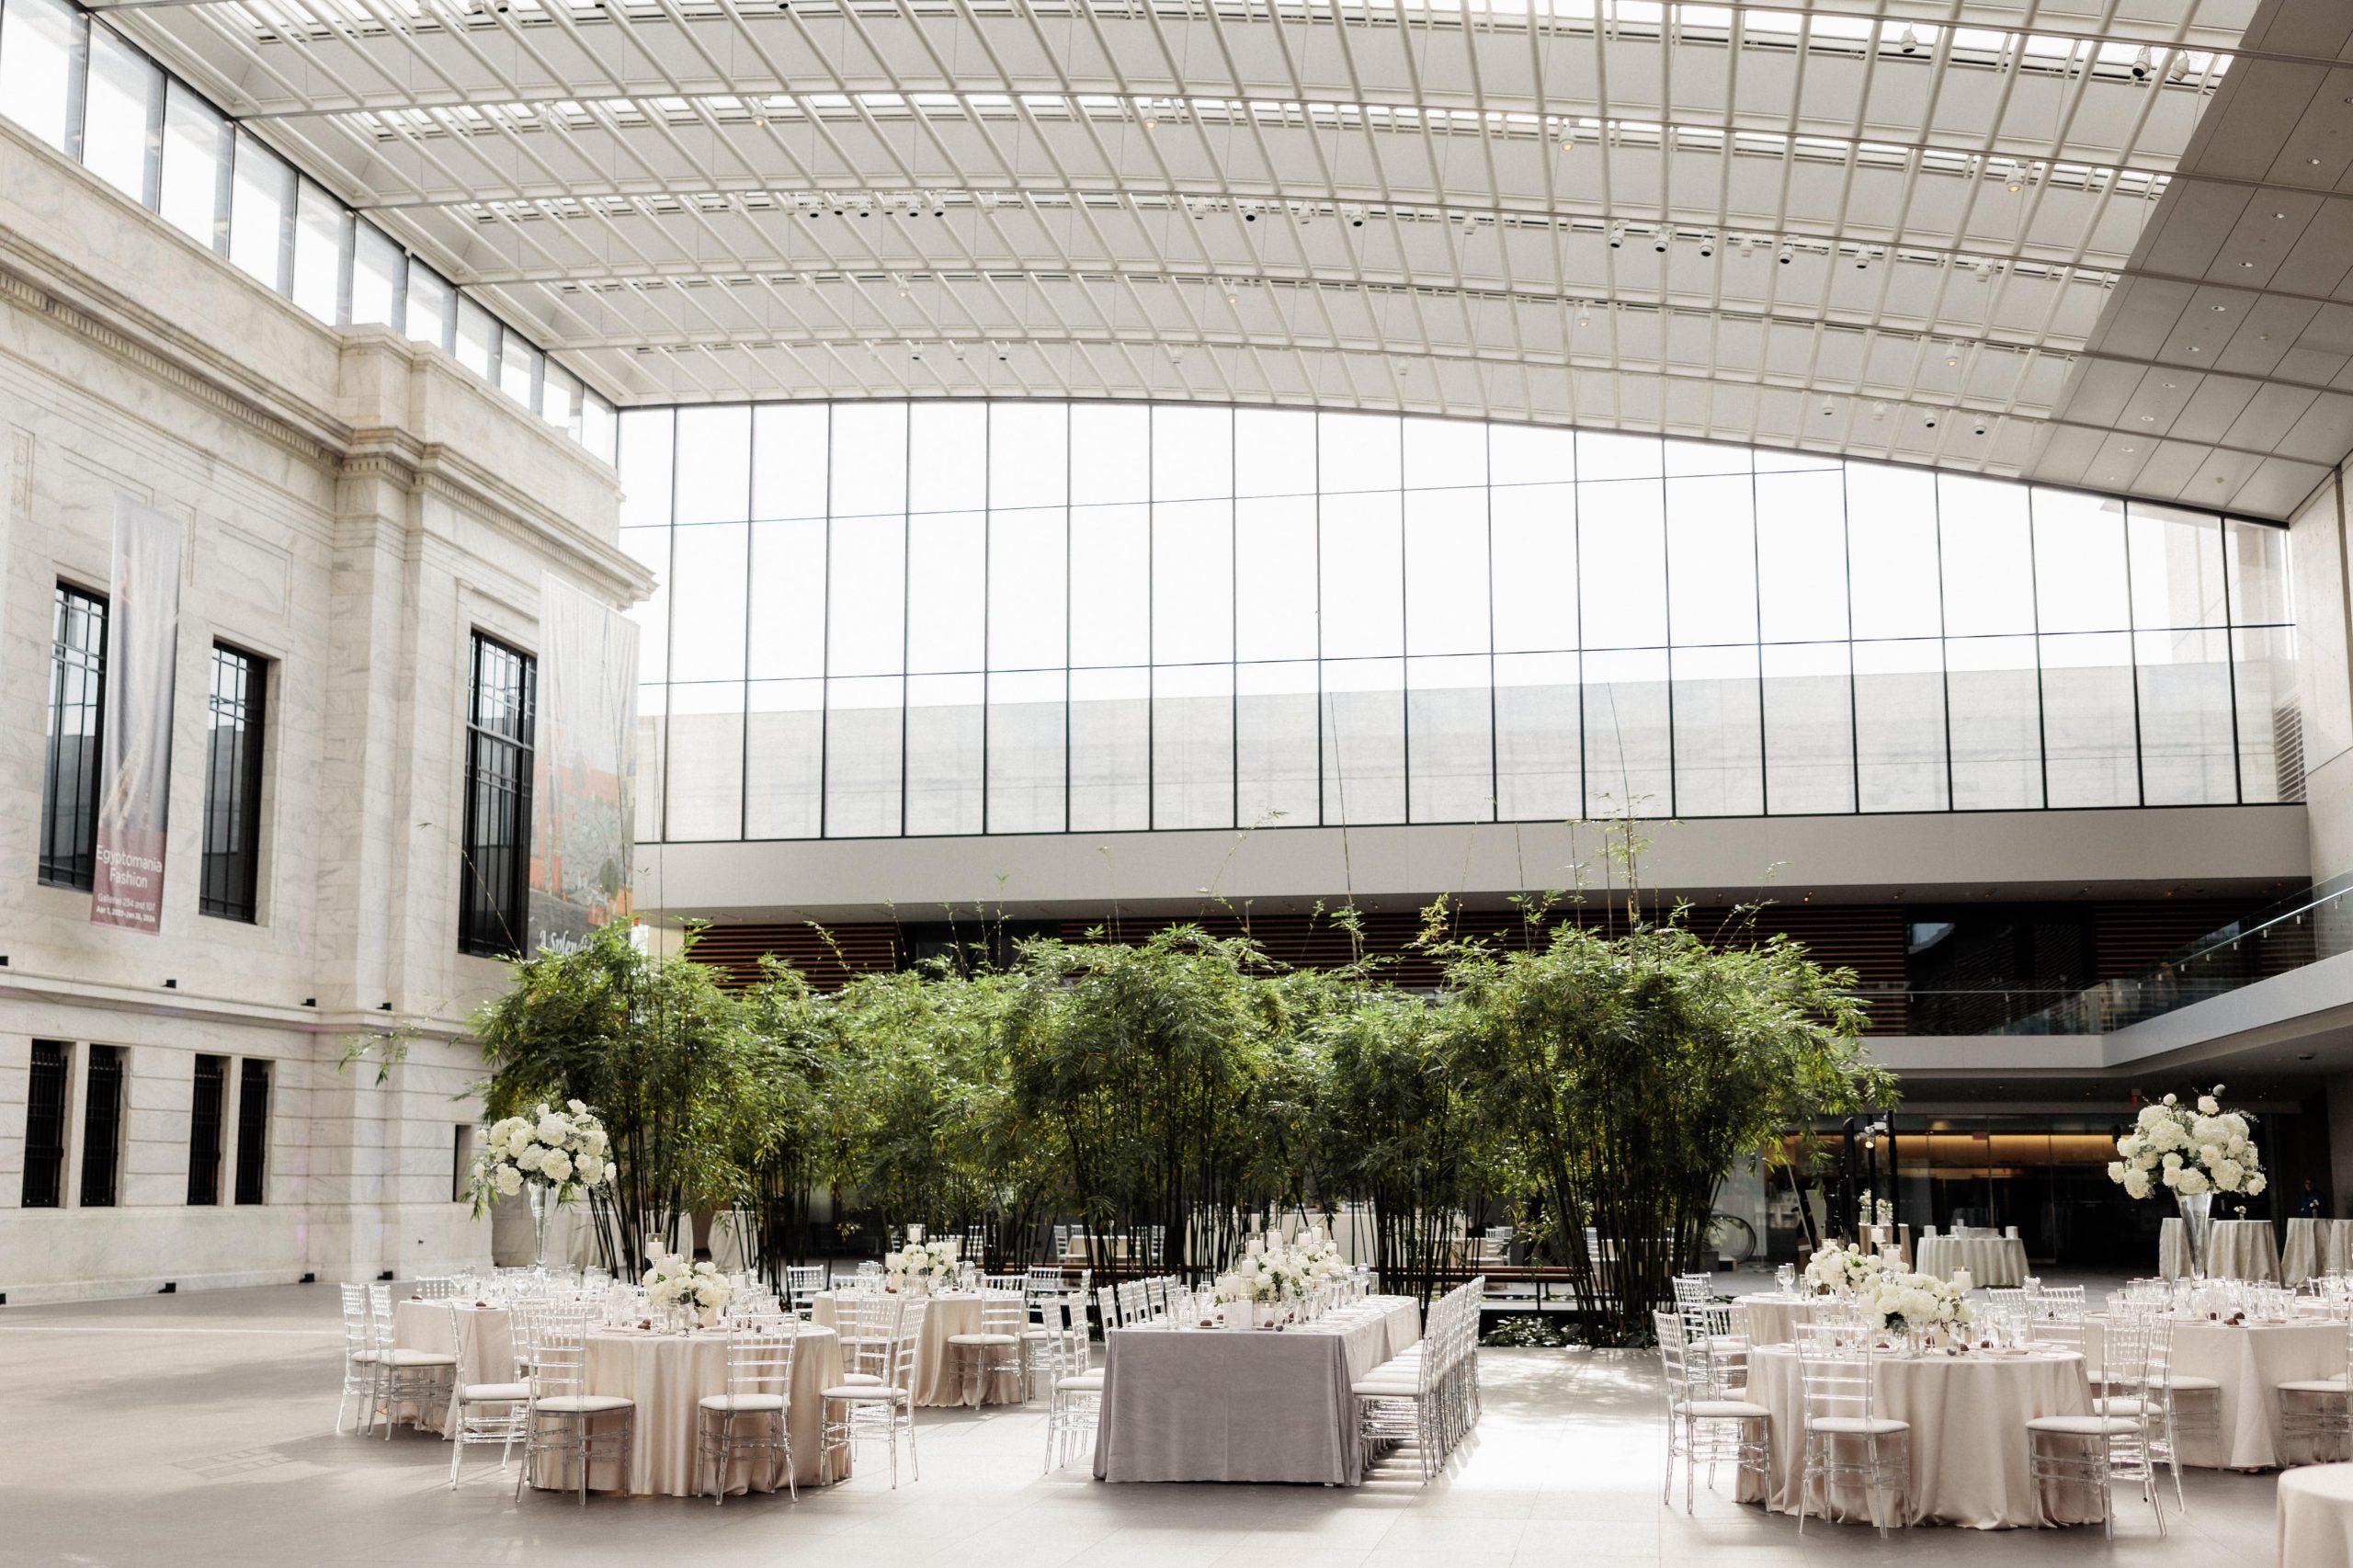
1092 1296 1421 1485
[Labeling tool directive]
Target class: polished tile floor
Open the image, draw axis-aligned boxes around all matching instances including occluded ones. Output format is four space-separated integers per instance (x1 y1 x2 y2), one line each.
0 1282 2282 1567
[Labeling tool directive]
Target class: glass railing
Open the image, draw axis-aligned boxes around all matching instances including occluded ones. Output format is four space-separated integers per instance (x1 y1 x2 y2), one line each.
1854 874 2353 1037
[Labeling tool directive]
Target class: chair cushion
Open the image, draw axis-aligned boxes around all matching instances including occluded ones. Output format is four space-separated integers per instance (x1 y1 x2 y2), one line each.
460 1381 529 1403
347 1349 384 1364
822 1385 908 1403
2092 1396 2149 1416
2278 1380 2352 1395
2027 1415 2142 1437
945 1333 1019 1346
1055 1371 1105 1392
382 1349 458 1368
534 1394 635 1415
1687 1400 1770 1420
2164 1375 2222 1392
699 1393 788 1412
1805 1415 1908 1437
837 1370 883 1386
1352 1381 1422 1398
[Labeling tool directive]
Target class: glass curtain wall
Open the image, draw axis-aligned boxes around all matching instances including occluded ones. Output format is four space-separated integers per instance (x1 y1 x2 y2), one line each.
618 403 2297 844
0 0 615 460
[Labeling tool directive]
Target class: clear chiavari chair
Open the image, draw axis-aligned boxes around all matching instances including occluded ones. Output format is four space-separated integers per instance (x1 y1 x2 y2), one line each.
831 1290 900 1388
2278 1312 2353 1466
515 1307 636 1505
784 1265 828 1318
444 1299 531 1488
1654 1309 1770 1511
945 1289 1025 1405
698 1319 800 1504
1793 1323 1909 1537
1096 1283 1124 1331
365 1281 457 1440
1040 1296 1102 1470
335 1282 384 1434
413 1276 458 1302
822 1293 926 1486
2029 1308 2164 1539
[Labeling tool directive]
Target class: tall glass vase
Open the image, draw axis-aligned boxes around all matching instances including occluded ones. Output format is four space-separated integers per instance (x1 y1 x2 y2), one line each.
2177 1190 2214 1280
529 1183 555 1269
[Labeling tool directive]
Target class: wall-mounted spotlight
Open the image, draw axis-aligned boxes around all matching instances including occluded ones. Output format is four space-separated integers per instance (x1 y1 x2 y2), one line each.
1777 242 1794 265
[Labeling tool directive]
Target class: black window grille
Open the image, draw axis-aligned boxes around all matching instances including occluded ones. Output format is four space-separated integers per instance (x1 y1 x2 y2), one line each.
233 1059 270 1205
459 633 536 958
188 1055 228 1205
79 1046 125 1209
23 1041 69 1209
200 646 268 921
40 585 108 890
452 1125 472 1202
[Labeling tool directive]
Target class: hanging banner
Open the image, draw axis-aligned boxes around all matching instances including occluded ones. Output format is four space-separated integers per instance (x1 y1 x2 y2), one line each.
92 497 186 934
529 574 640 952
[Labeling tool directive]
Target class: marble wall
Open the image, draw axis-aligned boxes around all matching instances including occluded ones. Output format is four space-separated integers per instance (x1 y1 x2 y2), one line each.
0 123 645 1303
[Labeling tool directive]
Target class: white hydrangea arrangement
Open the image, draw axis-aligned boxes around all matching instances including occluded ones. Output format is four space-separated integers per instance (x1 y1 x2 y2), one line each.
1867 1269 1972 1339
2108 1085 2265 1201
1803 1240 1884 1295
643 1247 733 1314
1214 1233 1340 1305
472 1098 612 1206
884 1238 961 1290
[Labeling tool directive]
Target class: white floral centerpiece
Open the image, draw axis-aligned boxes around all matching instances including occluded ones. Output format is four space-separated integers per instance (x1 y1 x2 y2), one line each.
1212 1235 1329 1324
643 1247 733 1327
2107 1085 2264 1278
884 1238 961 1292
469 1098 613 1267
1803 1240 1884 1296
1866 1269 1971 1347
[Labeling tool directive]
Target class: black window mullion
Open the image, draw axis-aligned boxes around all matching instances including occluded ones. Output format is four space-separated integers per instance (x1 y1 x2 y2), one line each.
233 1060 270 1205
40 585 109 891
188 1055 226 1205
200 645 267 920
459 633 536 957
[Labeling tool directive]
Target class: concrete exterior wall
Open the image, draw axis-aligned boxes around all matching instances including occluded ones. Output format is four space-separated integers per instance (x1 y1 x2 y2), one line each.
0 125 641 1302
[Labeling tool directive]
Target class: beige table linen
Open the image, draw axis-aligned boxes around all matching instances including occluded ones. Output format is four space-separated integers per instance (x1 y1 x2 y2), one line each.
2080 1314 2344 1469
1092 1298 1416 1484
810 1291 1021 1408
2280 1462 2353 1568
530 1324 845 1496
2161 1218 2281 1281
390 1300 515 1435
1914 1235 2029 1287
2283 1220 2353 1286
1740 1346 2097 1528
1733 1294 1820 1347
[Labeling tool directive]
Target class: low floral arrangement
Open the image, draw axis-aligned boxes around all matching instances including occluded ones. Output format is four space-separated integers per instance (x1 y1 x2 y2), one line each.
643 1248 733 1315
1802 1240 1884 1296
2108 1085 2265 1201
471 1099 611 1207
884 1238 961 1290
1868 1270 1972 1339
1214 1233 1336 1304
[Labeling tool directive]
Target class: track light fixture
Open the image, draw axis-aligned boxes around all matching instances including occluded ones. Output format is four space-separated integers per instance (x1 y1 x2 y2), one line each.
2131 46 2153 80
1820 396 1836 418
1899 25 1918 54
1608 222 1628 249
1924 411 1939 429
1973 419 1989 436
1777 242 1793 265
1698 232 1715 257
1654 231 1670 253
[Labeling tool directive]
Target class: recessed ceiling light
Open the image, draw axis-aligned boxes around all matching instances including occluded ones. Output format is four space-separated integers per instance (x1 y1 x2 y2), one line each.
2241 260 2256 267
2212 304 2228 312
2123 446 2134 453
2276 212 2289 219
2142 415 2155 422
2311 157 2325 165
2164 381 2178 389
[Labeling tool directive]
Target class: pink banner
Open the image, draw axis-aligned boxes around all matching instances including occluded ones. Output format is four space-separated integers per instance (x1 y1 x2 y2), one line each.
92 498 184 934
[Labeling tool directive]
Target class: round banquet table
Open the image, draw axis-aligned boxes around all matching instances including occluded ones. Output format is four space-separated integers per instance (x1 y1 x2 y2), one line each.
391 1299 516 1434
530 1324 846 1496
2283 1220 2353 1287
2280 1462 2353 1568
1733 1294 1819 1347
2080 1313 2346 1469
2161 1218 2281 1282
1740 1344 2100 1528
1914 1235 2029 1288
810 1291 1022 1408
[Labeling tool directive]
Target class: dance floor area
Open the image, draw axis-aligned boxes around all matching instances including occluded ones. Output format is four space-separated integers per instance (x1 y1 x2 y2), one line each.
0 1281 2284 1568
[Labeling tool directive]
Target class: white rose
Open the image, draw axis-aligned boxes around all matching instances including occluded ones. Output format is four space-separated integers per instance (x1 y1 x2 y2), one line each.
541 1151 574 1184
2162 1153 2182 1171
575 1156 603 1185
494 1165 524 1196
2123 1169 2151 1199
568 1098 588 1116
2177 1168 2211 1195
2107 1161 2126 1184
537 1113 570 1143
517 1144 547 1172
2163 1094 2177 1106
2248 1174 2268 1196
2198 1095 2220 1116
586 1130 609 1158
